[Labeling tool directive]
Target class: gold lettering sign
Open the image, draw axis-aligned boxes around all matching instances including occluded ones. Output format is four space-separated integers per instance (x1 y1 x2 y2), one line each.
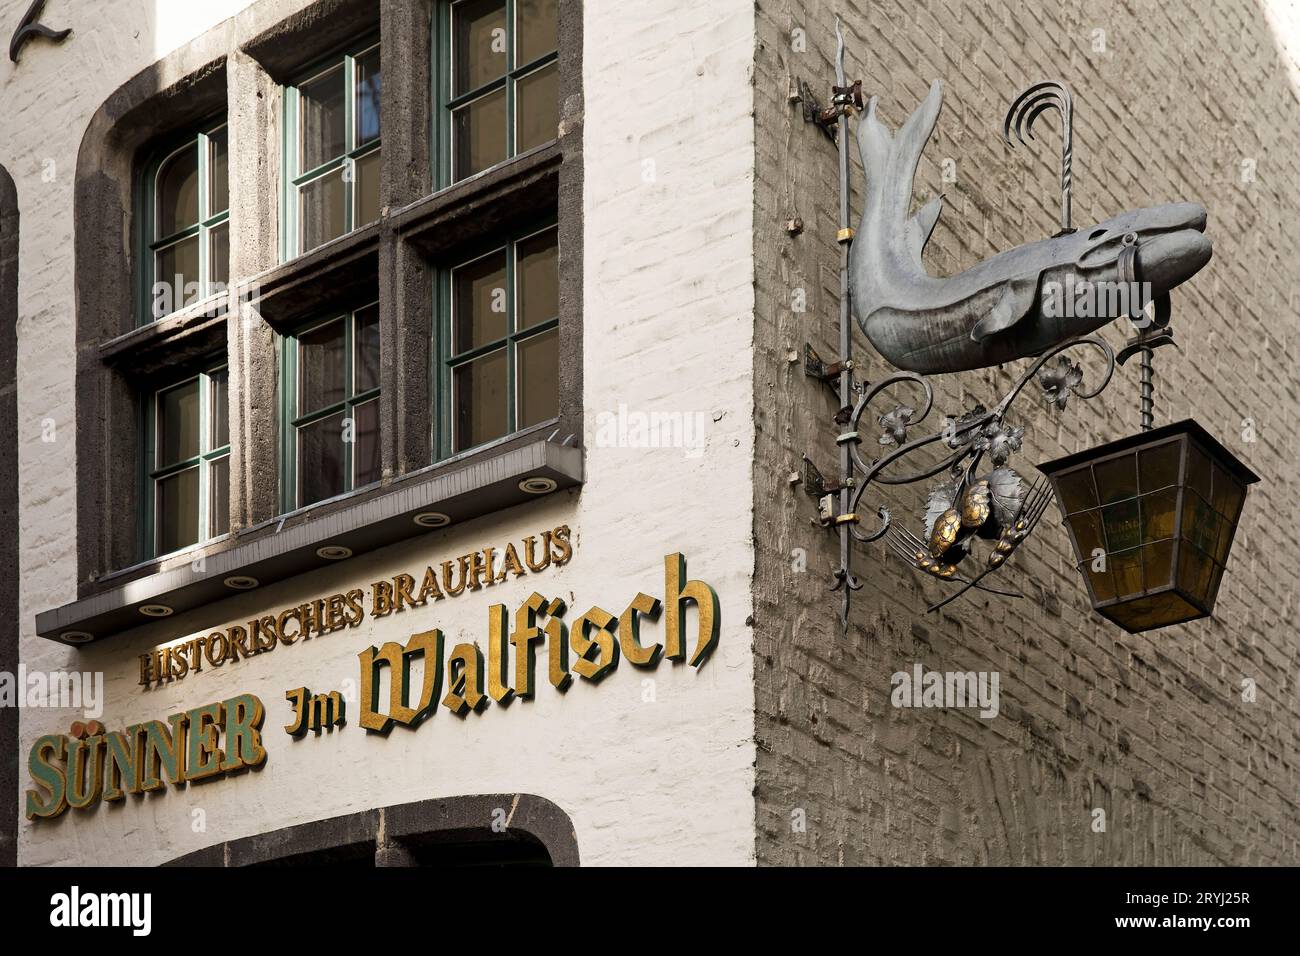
136 526 573 691
24 544 723 825
24 694 268 823
354 553 719 731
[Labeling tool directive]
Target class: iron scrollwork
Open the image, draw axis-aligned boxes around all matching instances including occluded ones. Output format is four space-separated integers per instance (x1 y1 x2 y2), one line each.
797 18 1206 629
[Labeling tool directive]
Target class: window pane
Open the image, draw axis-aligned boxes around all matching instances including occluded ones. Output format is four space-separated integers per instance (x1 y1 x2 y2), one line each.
517 228 558 329
299 167 347 253
157 467 200 553
453 0 507 96
209 454 230 537
355 304 380 393
208 127 229 215
516 0 558 64
453 249 508 353
356 46 382 146
298 411 346 506
209 222 230 291
517 328 558 428
154 236 200 318
299 319 347 415
158 379 200 467
209 369 229 449
452 88 507 180
157 145 199 238
355 148 381 227
300 64 347 171
453 349 507 452
352 398 381 487
515 61 558 154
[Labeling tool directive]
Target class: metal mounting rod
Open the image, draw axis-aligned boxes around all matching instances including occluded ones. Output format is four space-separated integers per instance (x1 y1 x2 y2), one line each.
831 19 862 633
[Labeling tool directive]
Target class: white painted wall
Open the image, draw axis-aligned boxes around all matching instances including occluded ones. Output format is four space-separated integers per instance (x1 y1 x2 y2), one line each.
5 0 757 866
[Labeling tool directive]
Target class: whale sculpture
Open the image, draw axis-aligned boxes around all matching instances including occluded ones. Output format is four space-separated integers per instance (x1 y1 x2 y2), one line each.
849 80 1212 375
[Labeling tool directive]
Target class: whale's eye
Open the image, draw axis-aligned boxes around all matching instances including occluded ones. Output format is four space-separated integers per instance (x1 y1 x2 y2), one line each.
1088 228 1107 240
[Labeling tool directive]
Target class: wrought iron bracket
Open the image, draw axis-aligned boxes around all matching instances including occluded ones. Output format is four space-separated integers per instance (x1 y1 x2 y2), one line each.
799 455 853 499
804 343 855 398
798 78 864 142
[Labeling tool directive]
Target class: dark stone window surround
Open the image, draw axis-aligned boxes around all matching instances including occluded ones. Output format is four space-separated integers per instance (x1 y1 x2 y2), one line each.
164 794 580 867
49 0 583 644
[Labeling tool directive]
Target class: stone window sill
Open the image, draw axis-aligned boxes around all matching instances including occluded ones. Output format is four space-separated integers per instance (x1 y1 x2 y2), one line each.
99 293 229 378
393 141 561 259
36 431 583 644
241 221 381 329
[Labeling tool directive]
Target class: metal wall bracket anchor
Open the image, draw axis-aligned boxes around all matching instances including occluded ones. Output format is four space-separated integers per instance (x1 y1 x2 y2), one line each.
805 343 854 399
798 78 864 142
800 455 852 499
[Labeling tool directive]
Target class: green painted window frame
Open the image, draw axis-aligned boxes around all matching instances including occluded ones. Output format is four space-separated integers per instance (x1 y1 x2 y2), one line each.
280 36 383 261
137 119 229 326
435 221 560 460
141 362 231 559
434 0 560 189
279 302 383 513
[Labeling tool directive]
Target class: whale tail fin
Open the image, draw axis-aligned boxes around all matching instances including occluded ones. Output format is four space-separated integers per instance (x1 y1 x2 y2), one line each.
856 80 945 268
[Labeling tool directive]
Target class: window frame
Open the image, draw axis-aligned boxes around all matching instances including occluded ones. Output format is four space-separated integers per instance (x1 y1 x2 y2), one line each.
434 0 560 189
435 220 560 460
280 36 383 261
279 301 383 514
141 362 231 559
137 119 230 326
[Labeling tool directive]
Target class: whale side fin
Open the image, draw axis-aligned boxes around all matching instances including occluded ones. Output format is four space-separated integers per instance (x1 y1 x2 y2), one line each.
971 274 1040 342
905 195 944 263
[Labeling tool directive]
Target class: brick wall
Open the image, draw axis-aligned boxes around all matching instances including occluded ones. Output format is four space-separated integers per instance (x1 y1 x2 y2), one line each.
753 0 1300 864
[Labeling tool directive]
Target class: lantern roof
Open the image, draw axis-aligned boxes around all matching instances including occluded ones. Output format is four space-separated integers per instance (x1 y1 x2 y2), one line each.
1038 419 1260 486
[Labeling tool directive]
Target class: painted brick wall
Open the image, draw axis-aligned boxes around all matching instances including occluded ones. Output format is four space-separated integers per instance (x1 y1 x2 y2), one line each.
6 0 759 865
753 0 1300 864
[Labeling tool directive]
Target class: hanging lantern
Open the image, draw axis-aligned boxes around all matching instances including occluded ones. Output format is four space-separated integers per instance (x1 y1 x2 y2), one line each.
1038 420 1258 633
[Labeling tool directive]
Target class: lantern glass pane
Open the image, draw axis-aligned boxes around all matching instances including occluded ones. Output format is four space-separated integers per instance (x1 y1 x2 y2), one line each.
1056 467 1098 514
1140 539 1175 590
1207 565 1225 605
1068 510 1103 558
1210 462 1244 519
1094 453 1138 504
1102 498 1141 552
1182 491 1220 557
1213 515 1239 565
1111 547 1143 599
1177 544 1214 603
1185 442 1212 500
1138 439 1181 491
1087 561 1117 603
1140 488 1178 542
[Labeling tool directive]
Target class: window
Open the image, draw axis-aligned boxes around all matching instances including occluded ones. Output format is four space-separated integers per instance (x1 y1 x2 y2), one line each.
440 225 558 456
441 0 558 183
282 41 383 258
282 303 382 509
145 366 231 557
142 123 230 323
